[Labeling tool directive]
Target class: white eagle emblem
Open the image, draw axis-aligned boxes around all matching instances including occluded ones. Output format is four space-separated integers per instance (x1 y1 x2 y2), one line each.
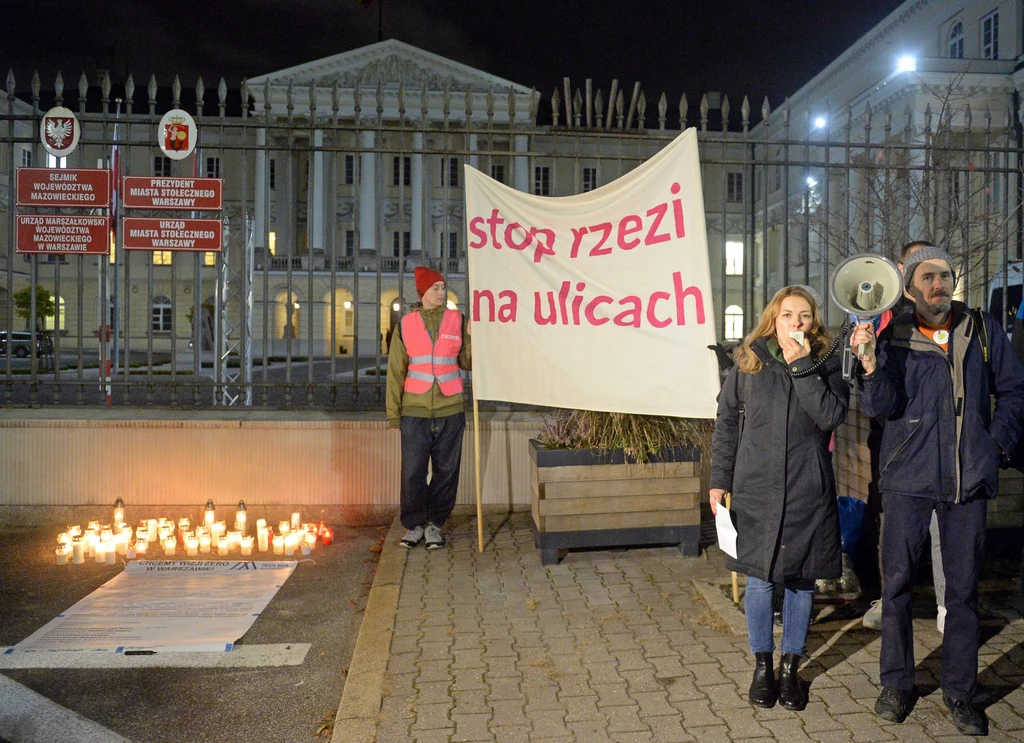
45 118 73 149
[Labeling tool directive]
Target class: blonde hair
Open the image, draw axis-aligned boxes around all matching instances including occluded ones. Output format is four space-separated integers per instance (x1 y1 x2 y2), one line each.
733 285 834 374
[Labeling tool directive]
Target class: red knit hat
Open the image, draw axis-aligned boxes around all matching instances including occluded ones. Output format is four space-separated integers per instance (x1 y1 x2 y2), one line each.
414 266 445 297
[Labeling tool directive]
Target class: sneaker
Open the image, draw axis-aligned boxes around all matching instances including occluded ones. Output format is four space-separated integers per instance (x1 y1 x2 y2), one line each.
424 522 445 550
400 525 424 548
936 605 946 635
942 692 988 736
875 686 913 723
863 599 882 630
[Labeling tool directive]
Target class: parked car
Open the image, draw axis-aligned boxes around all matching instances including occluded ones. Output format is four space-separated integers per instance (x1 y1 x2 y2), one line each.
0 331 53 358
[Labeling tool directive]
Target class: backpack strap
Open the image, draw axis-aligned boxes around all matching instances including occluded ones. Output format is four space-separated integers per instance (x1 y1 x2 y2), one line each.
971 307 989 365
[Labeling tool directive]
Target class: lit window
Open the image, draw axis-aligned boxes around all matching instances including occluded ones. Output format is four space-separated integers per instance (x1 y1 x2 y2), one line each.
44 296 65 331
203 252 216 266
153 252 173 266
949 21 964 59
725 242 744 276
392 231 411 257
268 232 276 256
152 296 173 332
982 11 998 59
725 305 744 341
47 154 66 168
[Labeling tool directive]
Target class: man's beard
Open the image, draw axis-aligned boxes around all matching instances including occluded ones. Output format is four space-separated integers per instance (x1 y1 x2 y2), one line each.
909 286 952 325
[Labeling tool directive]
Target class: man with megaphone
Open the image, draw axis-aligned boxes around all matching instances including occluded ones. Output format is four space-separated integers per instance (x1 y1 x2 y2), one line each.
849 245 1024 737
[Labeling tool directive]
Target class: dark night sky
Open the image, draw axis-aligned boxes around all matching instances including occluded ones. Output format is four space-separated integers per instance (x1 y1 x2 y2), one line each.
4 0 906 109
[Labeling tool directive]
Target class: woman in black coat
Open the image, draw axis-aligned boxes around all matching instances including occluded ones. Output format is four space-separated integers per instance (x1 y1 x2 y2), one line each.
710 285 849 711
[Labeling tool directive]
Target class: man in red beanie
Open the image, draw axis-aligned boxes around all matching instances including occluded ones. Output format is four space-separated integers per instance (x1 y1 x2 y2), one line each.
387 266 472 549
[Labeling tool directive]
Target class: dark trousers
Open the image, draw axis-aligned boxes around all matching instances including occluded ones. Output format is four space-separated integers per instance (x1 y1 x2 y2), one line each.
399 414 465 529
880 492 987 701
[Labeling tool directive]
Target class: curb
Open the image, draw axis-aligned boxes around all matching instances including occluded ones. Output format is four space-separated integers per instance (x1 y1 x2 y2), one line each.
332 515 406 743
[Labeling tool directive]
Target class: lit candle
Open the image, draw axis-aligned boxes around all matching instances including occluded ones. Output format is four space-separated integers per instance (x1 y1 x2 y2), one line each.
256 518 267 530
204 499 216 528
211 521 226 542
55 545 70 565
95 541 107 564
304 532 316 551
321 527 334 546
112 497 125 526
135 540 148 556
290 511 301 530
57 532 71 546
68 525 82 538
88 520 100 532
136 526 149 544
217 537 229 556
105 545 116 564
72 538 85 564
284 534 297 557
272 535 284 555
257 528 269 552
163 537 177 556
240 536 254 556
278 521 290 536
178 517 191 536
185 535 199 557
86 533 98 559
199 534 212 554
147 519 158 542
234 501 247 533
126 542 136 559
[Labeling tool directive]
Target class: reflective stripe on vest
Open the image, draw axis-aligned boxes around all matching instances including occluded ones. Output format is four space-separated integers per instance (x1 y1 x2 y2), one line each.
401 309 464 396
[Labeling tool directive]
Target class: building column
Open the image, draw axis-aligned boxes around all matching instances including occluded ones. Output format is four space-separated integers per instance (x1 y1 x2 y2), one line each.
514 134 529 192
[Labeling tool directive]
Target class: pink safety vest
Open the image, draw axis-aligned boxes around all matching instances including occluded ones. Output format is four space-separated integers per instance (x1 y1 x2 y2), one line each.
401 309 464 396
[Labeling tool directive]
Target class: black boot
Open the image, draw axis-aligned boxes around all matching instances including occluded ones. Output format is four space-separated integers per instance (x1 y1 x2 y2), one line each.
749 652 777 708
778 653 807 710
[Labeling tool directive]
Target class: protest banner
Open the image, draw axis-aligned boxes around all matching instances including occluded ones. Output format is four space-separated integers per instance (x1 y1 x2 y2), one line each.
464 129 719 418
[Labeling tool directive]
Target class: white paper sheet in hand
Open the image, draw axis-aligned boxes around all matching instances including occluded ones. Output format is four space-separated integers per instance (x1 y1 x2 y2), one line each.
715 503 738 558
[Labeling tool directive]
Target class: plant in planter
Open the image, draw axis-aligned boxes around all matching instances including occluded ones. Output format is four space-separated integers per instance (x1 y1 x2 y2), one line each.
529 410 713 565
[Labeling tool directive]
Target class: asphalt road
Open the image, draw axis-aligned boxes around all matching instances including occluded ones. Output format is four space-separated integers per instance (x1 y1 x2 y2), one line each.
0 519 389 743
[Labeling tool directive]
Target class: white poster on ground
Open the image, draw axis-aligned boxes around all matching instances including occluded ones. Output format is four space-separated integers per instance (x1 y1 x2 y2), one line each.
11 561 297 653
464 128 720 418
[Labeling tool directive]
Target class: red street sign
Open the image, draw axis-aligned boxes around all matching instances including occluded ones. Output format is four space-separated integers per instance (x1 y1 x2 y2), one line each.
16 215 111 254
122 218 222 251
16 167 112 207
122 177 223 210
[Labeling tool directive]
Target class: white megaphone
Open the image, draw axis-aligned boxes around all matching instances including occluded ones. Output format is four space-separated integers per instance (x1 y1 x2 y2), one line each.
829 253 904 371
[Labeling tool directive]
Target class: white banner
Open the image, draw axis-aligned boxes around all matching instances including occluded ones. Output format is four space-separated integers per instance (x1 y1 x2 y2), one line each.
12 561 296 653
465 129 719 418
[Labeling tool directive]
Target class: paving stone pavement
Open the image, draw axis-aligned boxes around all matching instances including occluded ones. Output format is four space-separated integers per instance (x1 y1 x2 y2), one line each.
337 509 1024 743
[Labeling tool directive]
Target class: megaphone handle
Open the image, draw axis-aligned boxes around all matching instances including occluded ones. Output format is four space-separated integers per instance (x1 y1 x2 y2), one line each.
855 316 868 357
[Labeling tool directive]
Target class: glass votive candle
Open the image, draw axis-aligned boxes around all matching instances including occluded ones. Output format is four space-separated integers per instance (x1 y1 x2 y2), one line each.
304 532 316 553
105 545 116 564
256 518 267 530
135 526 148 544
240 536 254 556
217 537 229 556
257 528 269 552
278 521 290 536
88 520 100 532
211 521 226 541
272 535 284 555
163 537 177 556
290 511 301 530
126 542 136 559
185 535 199 557
135 540 148 556
147 519 158 542
284 534 297 557
95 541 107 563
68 525 82 538
72 538 85 564
199 534 212 554
55 544 71 565
57 532 71 546
321 527 333 546
227 531 241 548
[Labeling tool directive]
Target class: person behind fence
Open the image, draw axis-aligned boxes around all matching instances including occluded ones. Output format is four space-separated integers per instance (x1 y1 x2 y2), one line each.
386 266 472 550
850 245 1024 737
710 285 849 712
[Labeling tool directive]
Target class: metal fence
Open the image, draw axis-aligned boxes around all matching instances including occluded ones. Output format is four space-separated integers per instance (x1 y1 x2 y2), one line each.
2 70 1021 408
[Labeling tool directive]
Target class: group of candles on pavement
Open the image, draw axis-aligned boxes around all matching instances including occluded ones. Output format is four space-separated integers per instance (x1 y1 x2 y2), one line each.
53 498 334 565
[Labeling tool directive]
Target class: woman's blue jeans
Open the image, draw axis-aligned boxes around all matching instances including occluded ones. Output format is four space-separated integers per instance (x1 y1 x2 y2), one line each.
745 576 813 656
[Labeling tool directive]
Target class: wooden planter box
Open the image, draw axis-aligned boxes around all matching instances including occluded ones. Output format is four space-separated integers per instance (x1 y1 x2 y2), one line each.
529 439 702 565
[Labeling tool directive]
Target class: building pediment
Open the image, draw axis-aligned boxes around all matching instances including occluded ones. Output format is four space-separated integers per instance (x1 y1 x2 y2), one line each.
249 39 532 96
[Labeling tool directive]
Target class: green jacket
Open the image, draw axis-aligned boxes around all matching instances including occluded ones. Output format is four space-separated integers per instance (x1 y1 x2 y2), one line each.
386 305 472 427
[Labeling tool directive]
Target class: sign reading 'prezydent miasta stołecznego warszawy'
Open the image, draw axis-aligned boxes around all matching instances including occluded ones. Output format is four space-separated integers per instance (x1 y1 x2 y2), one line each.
122 177 223 210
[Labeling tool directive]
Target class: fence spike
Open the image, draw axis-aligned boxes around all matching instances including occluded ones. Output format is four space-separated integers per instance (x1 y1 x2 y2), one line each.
964 102 972 133
54 71 64 107
615 89 624 129
781 97 790 127
884 101 892 133
397 81 405 119
125 75 135 105
286 79 294 122
31 71 40 101
486 86 494 120
720 94 730 131
376 80 384 122
263 79 272 119
148 74 158 105
420 82 428 122
218 77 227 107
241 78 250 115
657 92 667 131
172 75 181 108
984 104 992 132
573 88 583 127
680 93 688 130
741 95 750 130
196 76 205 114
923 102 932 133
636 91 646 130
101 71 111 107
595 89 604 124
551 87 561 127
585 79 593 128
904 103 912 131
699 93 709 130
5 70 14 97
464 84 472 121
442 81 450 120
331 80 339 121
761 96 770 124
